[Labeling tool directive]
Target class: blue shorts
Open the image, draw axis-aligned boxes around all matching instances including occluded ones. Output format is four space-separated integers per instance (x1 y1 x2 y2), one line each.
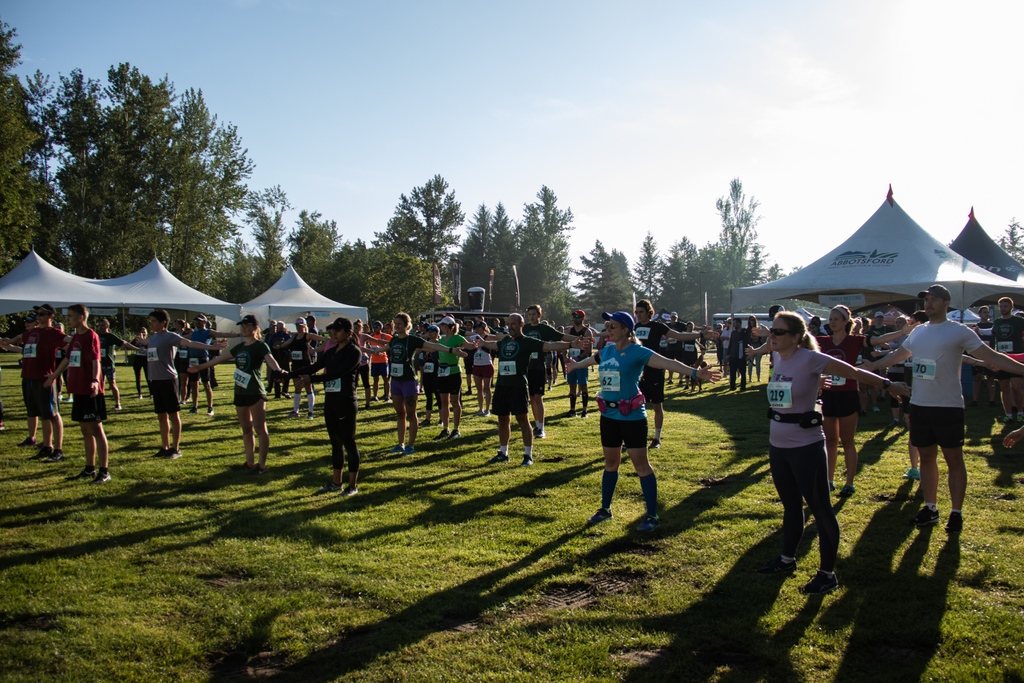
371 362 390 378
567 367 589 386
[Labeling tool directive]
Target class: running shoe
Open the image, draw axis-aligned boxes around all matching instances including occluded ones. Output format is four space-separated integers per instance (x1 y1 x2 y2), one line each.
587 508 613 525
872 406 880 413
535 429 546 440
945 511 963 534
475 410 487 417
283 393 292 399
649 438 661 449
153 448 169 458
910 506 939 527
92 471 111 484
755 556 797 574
580 411 588 419
800 571 839 595
637 514 661 532
289 411 300 418
73 468 96 480
44 449 65 463
420 418 432 427
521 456 534 467
1016 415 1023 424
115 404 122 411
482 410 490 417
838 484 855 498
188 407 198 415
447 429 461 440
389 445 405 454
435 429 450 440
488 452 510 464
566 410 577 418
207 409 215 417
621 444 628 453
308 412 315 419
890 420 901 428
532 426 542 438
18 437 37 448
341 486 358 497
249 465 267 475
165 449 182 460
403 445 416 455
902 467 921 480
1002 415 1014 424
0 421 4 431
316 482 341 494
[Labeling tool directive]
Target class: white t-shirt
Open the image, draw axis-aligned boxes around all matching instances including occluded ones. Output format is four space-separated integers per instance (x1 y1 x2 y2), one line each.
902 320 983 409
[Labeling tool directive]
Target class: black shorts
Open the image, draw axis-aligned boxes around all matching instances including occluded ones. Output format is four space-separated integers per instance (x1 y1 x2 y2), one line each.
821 391 860 418
437 372 462 395
909 405 965 449
600 416 648 449
187 367 211 384
492 385 529 416
150 379 180 414
174 358 189 376
233 393 266 408
528 367 546 396
421 373 438 395
638 373 664 405
72 394 107 422
101 363 116 381
23 379 58 419
994 370 1017 381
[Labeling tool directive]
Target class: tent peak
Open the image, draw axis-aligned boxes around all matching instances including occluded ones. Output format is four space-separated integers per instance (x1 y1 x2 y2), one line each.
969 206 976 222
886 184 894 207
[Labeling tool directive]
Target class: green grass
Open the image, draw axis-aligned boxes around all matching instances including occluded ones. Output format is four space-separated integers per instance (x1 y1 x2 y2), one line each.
1 359 1023 682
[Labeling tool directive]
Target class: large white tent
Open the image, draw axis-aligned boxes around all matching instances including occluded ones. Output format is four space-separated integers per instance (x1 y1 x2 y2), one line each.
0 250 240 319
731 194 1024 312
239 266 367 327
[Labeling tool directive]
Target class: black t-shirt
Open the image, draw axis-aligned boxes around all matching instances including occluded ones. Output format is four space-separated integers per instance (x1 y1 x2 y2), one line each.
98 333 127 367
634 320 669 351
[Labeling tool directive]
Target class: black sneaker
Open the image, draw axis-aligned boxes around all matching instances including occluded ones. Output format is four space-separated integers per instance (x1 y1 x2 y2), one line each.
945 511 963 534
649 438 661 449
532 426 542 438
580 411 588 419
92 471 111 484
800 571 839 595
249 465 267 475
18 437 37 448
73 468 96 480
165 449 182 460
447 429 461 440
435 429 450 440
44 449 65 463
153 448 169 458
911 506 939 527
521 456 534 467
637 514 661 532
37 446 53 460
587 508 613 524
188 407 198 415
621 444 628 453
755 556 797 575
316 482 341 494
566 410 577 418
341 486 358 497
488 452 510 464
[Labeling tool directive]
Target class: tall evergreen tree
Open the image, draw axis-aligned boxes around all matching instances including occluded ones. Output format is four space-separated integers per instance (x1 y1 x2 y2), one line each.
374 174 465 266
632 231 662 301
245 185 290 288
489 202 518 311
458 203 493 303
515 186 574 319
288 209 340 295
575 240 633 314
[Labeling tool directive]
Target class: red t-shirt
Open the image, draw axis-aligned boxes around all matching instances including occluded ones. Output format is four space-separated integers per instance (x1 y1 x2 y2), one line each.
816 334 865 392
20 326 68 380
66 330 103 396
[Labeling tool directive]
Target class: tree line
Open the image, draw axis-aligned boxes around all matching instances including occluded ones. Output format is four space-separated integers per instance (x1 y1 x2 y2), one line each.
0 19 783 324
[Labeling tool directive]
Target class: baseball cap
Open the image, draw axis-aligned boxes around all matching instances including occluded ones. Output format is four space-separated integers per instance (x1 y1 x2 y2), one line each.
425 324 439 332
873 311 885 318
194 314 208 323
325 317 352 332
917 284 951 301
572 309 586 319
602 311 635 332
438 316 456 326
34 303 56 316
25 312 38 322
295 317 308 326
237 314 259 326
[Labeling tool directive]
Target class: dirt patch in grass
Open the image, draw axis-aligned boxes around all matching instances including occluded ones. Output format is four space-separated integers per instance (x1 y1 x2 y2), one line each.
539 571 644 610
0 612 57 631
613 648 669 665
870 493 896 502
207 650 284 679
201 570 249 589
699 476 729 487
993 492 1018 501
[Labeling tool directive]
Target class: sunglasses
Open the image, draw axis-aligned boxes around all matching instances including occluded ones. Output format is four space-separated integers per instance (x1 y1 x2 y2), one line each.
769 328 795 336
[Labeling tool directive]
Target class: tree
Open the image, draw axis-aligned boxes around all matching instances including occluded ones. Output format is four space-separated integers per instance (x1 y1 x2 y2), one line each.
659 237 701 322
457 203 493 303
288 209 340 295
489 202 519 311
375 174 464 267
363 247 435 321
0 21 42 274
245 186 290 288
575 240 633 314
632 232 662 301
1000 219 1024 263
514 186 574 319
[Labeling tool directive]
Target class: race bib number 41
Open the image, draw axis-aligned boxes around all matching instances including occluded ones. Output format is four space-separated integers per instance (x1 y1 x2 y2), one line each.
498 361 516 376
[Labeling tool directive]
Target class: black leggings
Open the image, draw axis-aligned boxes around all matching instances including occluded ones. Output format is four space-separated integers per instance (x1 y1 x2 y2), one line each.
133 356 149 395
422 376 440 413
768 440 839 572
357 364 370 390
324 399 359 472
729 357 746 389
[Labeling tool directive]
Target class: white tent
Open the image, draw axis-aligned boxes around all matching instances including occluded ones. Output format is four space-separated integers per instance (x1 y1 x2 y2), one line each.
731 194 1024 312
0 250 240 320
239 266 367 328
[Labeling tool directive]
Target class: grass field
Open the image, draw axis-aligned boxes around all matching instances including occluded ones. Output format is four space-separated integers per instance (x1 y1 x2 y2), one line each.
1 357 1022 682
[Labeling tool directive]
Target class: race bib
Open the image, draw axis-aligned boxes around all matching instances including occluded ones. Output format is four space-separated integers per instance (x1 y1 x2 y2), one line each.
474 350 491 364
107 347 117 359
830 375 847 387
635 328 650 341
498 361 516 376
324 378 341 393
659 338 669 349
189 358 199 368
997 341 1013 353
568 348 581 358
177 348 187 359
683 344 695 352
233 368 252 388
291 350 304 360
390 362 403 376
913 358 937 381
438 365 451 377
423 362 435 373
69 350 82 368
22 343 37 358
767 381 793 409
599 370 621 392
530 352 539 360
147 347 159 362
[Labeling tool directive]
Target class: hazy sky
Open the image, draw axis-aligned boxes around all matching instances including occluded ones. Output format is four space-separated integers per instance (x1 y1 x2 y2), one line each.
6 0 1023 279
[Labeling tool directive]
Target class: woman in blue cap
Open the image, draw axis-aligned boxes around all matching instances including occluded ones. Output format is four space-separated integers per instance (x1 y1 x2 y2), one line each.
566 311 720 532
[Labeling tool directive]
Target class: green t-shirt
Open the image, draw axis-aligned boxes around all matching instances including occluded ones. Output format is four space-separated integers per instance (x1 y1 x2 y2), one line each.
98 332 126 366
438 335 466 374
388 335 426 381
522 323 564 371
231 341 272 396
991 316 1024 354
494 335 546 389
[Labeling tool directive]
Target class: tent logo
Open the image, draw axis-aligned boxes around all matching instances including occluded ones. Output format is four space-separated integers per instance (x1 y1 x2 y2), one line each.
829 249 899 268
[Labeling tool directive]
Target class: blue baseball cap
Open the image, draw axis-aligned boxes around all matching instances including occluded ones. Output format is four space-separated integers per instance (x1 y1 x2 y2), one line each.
601 311 635 332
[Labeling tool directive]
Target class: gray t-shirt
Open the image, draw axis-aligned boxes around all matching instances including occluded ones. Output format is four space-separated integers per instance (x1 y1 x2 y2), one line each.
902 320 983 409
147 331 185 380
768 348 832 449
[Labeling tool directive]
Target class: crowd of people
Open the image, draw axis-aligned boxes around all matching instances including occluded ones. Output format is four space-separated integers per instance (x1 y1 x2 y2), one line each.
2 288 1022 596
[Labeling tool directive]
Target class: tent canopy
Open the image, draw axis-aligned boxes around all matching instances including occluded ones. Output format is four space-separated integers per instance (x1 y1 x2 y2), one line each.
948 208 1024 282
731 194 1024 312
0 250 240 319
240 266 367 325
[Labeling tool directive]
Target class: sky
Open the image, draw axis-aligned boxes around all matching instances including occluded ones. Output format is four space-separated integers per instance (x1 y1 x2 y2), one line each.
5 0 1024 281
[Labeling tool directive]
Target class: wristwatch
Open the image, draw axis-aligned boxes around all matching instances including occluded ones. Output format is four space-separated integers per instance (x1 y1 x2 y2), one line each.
881 379 892 390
